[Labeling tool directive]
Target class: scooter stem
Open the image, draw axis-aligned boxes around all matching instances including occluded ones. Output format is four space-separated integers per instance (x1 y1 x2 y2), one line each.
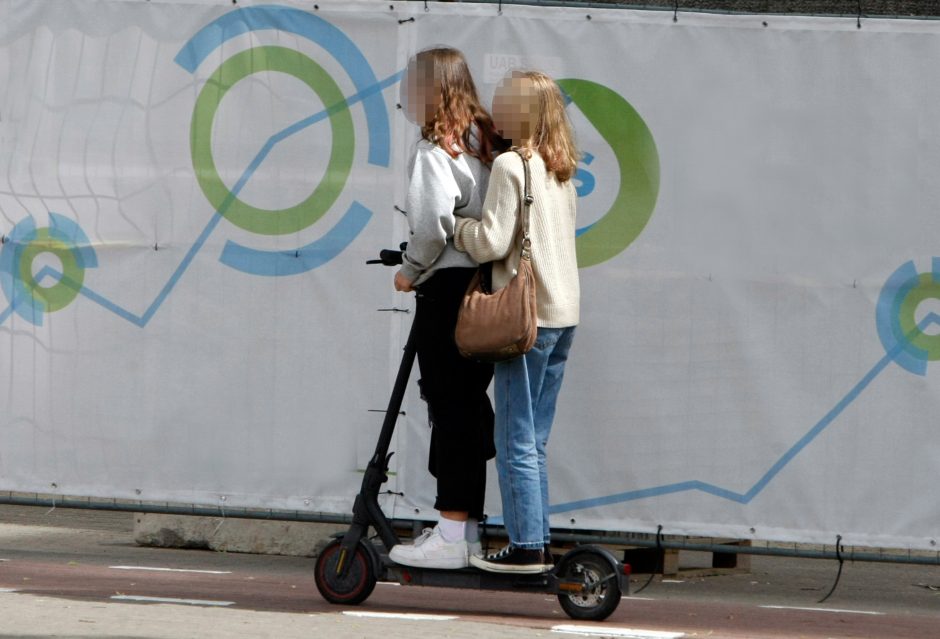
337 310 419 571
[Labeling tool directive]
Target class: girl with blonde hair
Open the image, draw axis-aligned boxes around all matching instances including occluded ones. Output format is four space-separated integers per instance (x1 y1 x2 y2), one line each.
389 47 505 570
455 70 580 573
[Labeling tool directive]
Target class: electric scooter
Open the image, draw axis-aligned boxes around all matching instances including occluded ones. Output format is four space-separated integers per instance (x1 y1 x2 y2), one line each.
313 247 630 621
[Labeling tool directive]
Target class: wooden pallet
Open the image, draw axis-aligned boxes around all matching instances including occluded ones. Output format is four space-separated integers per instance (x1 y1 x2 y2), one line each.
622 539 752 576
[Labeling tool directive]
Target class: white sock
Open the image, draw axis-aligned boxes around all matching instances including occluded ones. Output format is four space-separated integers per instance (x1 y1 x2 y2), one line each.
464 518 480 543
437 517 466 543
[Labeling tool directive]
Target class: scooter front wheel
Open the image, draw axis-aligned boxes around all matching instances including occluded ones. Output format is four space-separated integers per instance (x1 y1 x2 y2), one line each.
315 538 377 605
556 548 622 621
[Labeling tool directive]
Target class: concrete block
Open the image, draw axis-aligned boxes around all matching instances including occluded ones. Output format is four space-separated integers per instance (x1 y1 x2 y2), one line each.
134 513 347 557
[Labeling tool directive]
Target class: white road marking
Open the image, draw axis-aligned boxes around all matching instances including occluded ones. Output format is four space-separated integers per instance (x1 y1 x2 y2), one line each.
760 605 885 616
552 625 685 638
110 595 234 607
0 588 19 593
109 565 231 575
342 611 458 621
377 581 401 586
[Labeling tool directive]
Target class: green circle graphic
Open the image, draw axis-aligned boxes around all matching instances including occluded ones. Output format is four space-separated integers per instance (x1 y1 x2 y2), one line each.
558 78 660 268
898 273 940 359
18 229 84 312
191 46 354 236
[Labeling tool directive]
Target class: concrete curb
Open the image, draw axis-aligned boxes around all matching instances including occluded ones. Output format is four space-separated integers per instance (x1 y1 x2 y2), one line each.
134 513 347 557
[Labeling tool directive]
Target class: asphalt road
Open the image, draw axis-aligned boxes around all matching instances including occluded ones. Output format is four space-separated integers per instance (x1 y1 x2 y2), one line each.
0 505 938 638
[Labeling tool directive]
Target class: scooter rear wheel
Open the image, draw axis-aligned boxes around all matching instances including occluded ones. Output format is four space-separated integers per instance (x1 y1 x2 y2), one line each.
315 538 377 605
556 549 622 621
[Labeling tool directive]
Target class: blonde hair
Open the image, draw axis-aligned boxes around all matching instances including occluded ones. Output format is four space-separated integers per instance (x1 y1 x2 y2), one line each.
511 71 579 182
411 47 503 165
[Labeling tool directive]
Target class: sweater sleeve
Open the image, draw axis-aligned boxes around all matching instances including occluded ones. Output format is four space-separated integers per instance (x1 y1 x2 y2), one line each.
454 154 522 263
399 146 462 282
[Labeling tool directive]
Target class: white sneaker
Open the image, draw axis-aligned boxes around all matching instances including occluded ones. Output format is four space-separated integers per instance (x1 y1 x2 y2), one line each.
411 527 435 546
389 526 468 569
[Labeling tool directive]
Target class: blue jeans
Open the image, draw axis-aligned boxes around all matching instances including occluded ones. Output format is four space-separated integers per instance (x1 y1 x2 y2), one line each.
493 326 576 549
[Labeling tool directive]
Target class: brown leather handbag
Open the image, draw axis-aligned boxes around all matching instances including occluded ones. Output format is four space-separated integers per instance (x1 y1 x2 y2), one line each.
454 151 537 362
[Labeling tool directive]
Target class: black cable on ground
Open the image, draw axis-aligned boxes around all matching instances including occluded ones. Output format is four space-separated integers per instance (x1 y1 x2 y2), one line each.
634 524 663 594
818 534 845 603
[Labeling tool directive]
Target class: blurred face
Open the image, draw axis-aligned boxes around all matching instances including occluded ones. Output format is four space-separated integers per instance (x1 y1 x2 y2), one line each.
402 58 441 126
491 74 538 145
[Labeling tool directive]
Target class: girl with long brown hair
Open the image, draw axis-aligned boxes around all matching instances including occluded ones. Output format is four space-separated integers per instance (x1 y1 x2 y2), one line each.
389 47 504 569
455 70 581 573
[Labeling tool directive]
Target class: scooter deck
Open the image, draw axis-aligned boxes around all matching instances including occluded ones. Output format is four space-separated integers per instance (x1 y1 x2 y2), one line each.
382 562 563 592
377 550 630 596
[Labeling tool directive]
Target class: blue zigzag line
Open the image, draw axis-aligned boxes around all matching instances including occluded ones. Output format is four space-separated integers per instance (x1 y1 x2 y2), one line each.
0 69 403 328
547 313 940 515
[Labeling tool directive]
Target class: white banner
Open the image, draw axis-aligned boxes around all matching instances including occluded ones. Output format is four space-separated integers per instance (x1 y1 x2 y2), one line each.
2 0 939 551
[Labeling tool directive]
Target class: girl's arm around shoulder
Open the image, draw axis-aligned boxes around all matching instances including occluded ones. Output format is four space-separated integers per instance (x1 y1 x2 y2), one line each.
454 153 523 263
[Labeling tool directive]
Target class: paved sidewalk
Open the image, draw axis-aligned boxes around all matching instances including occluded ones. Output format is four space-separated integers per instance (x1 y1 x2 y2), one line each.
0 592 555 639
2 504 939 639
0 505 553 638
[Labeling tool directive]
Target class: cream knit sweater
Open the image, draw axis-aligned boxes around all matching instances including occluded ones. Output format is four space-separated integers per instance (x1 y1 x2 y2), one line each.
454 150 580 328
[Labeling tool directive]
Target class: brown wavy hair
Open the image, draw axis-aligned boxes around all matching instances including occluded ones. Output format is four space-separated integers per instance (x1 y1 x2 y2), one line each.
411 47 504 165
510 71 580 182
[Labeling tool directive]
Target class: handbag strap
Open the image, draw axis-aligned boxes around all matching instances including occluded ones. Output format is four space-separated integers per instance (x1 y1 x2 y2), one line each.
515 150 533 260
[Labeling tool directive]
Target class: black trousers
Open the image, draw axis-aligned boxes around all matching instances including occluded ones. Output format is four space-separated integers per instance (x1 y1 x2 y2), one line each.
414 267 495 521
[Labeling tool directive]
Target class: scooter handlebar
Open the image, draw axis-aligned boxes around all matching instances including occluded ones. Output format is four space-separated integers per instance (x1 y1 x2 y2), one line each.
366 242 408 266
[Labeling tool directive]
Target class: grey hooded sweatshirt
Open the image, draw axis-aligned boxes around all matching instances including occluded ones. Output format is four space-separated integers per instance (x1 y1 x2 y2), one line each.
399 139 490 286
